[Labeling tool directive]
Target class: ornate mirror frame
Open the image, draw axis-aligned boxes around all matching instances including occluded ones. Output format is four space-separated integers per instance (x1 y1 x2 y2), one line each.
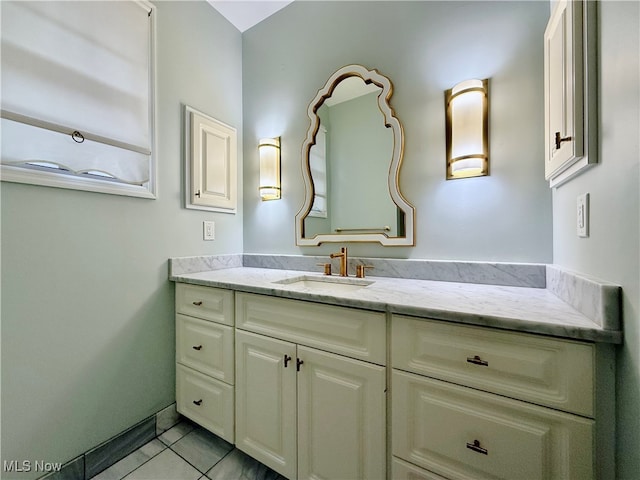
295 64 415 246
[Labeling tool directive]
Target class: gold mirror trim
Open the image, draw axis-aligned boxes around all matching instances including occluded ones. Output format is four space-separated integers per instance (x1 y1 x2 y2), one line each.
295 64 415 246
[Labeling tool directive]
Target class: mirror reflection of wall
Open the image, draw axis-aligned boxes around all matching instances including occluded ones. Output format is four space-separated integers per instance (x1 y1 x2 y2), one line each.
304 78 399 238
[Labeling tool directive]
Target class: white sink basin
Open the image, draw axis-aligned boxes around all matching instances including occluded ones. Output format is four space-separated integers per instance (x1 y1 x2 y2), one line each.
273 275 374 292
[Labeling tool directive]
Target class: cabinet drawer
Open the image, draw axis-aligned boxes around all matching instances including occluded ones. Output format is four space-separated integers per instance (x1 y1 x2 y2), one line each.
392 457 448 480
176 364 234 443
175 283 234 325
392 315 594 416
176 314 234 383
392 370 593 480
236 292 386 365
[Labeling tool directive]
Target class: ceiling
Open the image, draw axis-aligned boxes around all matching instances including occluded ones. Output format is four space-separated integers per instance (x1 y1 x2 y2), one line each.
207 0 294 32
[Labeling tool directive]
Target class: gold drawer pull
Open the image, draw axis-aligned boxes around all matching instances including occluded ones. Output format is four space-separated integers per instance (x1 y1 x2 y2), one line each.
192 345 203 351
467 355 488 367
466 439 488 455
193 399 203 406
192 301 203 306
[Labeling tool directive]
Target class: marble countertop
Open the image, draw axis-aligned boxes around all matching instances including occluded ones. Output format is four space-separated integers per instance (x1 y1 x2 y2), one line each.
171 267 621 344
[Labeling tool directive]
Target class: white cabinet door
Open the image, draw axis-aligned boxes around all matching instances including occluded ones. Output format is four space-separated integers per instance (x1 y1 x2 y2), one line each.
297 346 386 480
185 106 237 213
544 0 596 186
235 330 297 479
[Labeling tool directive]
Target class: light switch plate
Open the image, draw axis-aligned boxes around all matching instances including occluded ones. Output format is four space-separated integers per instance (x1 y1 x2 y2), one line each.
203 220 215 240
577 193 589 237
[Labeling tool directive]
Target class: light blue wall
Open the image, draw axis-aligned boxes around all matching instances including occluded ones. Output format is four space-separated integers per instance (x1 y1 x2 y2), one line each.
326 92 397 234
0 2 243 477
552 2 640 477
242 1 552 261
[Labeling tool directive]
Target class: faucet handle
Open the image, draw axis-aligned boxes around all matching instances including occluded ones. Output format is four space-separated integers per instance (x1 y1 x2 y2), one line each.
317 263 332 275
356 265 374 278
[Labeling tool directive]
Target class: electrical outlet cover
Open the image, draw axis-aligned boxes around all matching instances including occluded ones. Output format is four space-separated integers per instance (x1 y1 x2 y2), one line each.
203 221 215 240
577 193 589 237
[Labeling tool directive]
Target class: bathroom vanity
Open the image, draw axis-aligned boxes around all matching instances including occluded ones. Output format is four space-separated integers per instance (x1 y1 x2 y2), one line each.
170 260 620 480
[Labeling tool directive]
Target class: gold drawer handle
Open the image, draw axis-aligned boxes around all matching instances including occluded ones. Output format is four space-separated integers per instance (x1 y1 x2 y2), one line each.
466 439 488 455
192 345 202 351
192 301 203 306
467 355 488 367
193 399 203 406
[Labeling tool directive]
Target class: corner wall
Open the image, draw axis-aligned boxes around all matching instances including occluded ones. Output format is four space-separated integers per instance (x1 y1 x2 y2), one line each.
552 2 640 477
0 2 243 477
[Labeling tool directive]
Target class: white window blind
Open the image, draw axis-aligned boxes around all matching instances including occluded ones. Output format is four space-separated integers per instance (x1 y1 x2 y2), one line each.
1 0 155 197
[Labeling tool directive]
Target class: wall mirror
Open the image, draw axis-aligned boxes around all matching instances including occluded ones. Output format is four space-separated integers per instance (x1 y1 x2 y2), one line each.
295 64 415 246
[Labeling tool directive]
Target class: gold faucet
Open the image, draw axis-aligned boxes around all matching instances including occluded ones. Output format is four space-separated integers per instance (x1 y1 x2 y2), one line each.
329 247 348 276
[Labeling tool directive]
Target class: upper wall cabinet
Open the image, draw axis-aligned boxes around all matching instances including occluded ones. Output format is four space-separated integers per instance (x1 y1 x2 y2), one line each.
544 0 597 187
185 106 238 213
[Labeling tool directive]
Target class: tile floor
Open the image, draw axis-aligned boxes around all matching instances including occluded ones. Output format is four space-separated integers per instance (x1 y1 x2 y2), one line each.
89 420 286 480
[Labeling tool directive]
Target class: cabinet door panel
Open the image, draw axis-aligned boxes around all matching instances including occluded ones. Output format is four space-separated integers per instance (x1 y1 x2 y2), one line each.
186 107 237 213
235 330 297 479
297 346 386 480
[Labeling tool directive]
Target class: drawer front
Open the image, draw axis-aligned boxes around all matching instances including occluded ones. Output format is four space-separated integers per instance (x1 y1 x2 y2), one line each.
176 283 234 325
176 364 234 443
236 292 386 365
392 370 594 480
392 315 594 417
176 314 234 383
392 457 448 480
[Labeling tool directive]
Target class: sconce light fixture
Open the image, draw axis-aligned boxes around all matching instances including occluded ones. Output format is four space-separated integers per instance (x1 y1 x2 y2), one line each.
445 78 489 179
259 137 281 200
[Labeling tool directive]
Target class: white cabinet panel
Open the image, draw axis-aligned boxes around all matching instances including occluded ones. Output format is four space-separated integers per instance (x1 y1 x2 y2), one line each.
235 330 297 479
393 370 594 480
176 283 234 325
392 457 448 480
176 314 234 383
392 315 594 416
297 346 386 480
236 292 386 365
235 328 387 480
176 364 234 443
185 106 237 213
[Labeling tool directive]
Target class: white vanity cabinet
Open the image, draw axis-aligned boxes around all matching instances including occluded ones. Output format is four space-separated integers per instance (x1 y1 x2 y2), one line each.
391 315 614 480
175 283 235 443
234 292 387 480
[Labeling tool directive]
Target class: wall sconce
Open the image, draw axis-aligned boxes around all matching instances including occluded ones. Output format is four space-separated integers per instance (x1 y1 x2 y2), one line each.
445 79 489 179
259 137 281 200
